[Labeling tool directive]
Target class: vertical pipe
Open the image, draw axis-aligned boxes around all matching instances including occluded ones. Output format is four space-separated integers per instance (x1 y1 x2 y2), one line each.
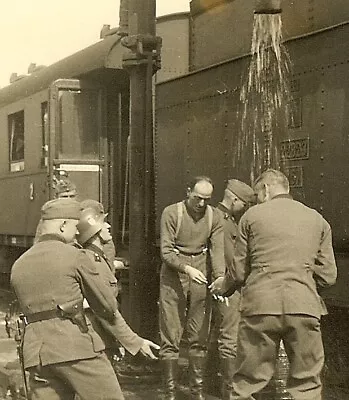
121 0 158 339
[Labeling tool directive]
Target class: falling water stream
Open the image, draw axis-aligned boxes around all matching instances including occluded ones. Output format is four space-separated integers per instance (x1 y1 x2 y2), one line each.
237 13 292 182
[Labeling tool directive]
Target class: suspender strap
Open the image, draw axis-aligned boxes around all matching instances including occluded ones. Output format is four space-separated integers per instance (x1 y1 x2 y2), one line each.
175 201 183 239
175 202 213 239
207 205 213 236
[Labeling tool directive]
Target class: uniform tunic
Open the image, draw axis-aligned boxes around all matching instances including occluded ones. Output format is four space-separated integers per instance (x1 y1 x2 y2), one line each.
83 243 143 356
229 194 337 400
213 203 241 360
159 201 225 359
11 234 125 400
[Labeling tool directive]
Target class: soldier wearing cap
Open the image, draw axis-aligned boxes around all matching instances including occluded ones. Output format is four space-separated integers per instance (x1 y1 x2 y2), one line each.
159 176 225 400
211 169 337 400
76 204 158 366
11 198 157 400
34 177 78 244
208 179 255 399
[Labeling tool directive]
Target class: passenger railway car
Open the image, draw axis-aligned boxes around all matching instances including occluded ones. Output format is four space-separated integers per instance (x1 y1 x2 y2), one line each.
0 12 190 279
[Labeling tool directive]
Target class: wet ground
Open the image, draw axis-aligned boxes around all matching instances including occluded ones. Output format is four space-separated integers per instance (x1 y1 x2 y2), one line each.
0 290 348 399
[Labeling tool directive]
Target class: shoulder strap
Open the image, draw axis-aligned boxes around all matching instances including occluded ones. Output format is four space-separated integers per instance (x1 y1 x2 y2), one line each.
207 205 213 236
175 201 183 239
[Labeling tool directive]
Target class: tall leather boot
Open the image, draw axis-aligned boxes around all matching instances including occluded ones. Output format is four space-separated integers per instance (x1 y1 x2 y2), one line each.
189 355 206 400
162 359 178 400
221 357 236 400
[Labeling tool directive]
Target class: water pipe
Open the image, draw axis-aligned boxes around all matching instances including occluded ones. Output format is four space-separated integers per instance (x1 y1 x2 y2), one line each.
254 0 282 14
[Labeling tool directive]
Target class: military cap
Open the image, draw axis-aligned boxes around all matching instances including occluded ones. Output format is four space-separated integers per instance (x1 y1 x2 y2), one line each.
54 178 77 197
41 198 82 220
80 199 105 215
226 179 255 203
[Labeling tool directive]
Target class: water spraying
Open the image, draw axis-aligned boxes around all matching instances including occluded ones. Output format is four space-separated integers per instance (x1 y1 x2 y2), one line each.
236 0 292 182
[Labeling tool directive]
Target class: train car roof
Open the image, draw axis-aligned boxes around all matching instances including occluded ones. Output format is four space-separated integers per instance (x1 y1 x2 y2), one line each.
0 34 123 108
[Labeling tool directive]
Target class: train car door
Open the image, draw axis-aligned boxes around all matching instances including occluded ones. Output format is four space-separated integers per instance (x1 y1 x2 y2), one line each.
48 79 108 205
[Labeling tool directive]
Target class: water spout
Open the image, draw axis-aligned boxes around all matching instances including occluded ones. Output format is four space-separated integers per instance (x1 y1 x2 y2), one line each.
254 0 282 14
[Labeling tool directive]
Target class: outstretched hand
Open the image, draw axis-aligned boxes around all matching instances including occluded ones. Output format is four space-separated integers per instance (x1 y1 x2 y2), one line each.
208 276 225 295
139 339 160 359
184 265 208 284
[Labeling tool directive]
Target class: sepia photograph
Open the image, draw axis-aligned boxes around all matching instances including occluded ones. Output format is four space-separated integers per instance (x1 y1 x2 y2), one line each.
0 1 346 399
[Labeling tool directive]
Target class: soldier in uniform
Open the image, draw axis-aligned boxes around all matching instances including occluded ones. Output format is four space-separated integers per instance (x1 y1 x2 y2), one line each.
34 177 78 244
76 204 149 362
209 179 254 400
11 198 158 400
211 169 337 400
79 199 119 269
159 176 225 400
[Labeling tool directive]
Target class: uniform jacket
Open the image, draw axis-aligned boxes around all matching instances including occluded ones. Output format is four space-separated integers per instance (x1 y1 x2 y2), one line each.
11 234 118 368
160 201 225 280
216 203 240 293
230 194 337 318
216 203 238 268
83 244 143 355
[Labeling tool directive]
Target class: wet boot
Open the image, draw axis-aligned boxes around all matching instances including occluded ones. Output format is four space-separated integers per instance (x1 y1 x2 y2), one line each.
221 357 236 400
189 355 206 400
162 359 178 400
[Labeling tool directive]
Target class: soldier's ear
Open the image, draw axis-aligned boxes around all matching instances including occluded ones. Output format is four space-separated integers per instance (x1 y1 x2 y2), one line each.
186 188 191 198
59 221 66 233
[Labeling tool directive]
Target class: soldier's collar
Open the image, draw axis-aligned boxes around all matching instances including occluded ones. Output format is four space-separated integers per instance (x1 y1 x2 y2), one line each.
37 234 67 244
271 193 293 200
84 243 104 257
217 202 235 220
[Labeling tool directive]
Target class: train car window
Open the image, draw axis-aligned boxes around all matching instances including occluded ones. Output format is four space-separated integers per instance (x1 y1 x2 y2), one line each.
41 102 48 167
57 89 100 160
8 111 25 172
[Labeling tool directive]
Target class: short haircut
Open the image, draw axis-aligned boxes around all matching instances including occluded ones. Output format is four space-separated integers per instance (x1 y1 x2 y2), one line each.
187 176 213 190
253 169 289 192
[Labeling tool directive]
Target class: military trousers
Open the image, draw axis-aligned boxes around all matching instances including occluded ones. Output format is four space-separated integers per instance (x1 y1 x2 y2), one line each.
231 313 324 400
159 259 211 360
28 352 123 400
214 290 241 359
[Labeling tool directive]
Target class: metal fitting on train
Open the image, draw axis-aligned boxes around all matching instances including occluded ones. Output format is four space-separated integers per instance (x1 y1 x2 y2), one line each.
76 208 106 245
254 0 282 14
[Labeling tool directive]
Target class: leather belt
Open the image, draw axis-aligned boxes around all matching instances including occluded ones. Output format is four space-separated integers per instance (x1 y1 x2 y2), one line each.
24 308 61 324
174 247 208 256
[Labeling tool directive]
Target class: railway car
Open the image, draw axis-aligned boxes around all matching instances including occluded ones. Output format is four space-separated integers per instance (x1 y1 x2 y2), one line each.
155 0 349 388
0 12 190 286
